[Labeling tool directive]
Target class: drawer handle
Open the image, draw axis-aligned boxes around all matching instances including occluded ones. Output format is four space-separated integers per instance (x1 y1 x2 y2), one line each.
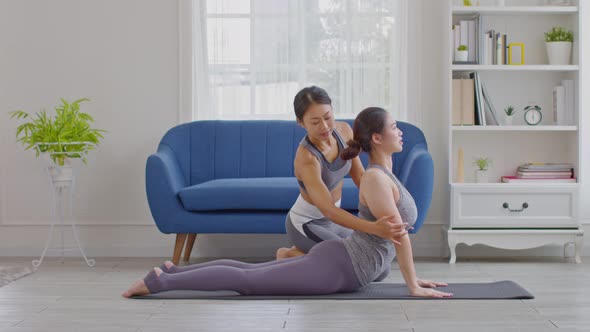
502 202 529 212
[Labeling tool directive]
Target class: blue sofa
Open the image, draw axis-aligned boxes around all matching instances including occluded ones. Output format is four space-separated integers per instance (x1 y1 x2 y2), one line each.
146 120 434 264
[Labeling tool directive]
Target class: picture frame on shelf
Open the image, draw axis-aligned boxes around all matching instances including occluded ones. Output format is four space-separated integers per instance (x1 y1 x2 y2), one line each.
508 43 525 65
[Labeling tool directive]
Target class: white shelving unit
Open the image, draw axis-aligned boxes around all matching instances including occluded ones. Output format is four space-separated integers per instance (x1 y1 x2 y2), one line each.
446 0 584 263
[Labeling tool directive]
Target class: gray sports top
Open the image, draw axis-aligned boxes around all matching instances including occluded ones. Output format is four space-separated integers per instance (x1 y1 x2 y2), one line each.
342 164 418 287
297 128 352 192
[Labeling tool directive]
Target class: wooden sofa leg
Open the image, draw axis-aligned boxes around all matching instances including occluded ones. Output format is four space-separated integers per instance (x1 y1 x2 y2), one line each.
184 234 197 262
173 234 188 265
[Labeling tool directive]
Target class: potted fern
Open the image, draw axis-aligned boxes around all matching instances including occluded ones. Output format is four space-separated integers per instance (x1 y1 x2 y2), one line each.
545 26 573 65
473 157 492 183
9 98 105 184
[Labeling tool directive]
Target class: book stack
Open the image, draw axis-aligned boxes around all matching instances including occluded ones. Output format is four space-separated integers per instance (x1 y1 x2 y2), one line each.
502 163 576 183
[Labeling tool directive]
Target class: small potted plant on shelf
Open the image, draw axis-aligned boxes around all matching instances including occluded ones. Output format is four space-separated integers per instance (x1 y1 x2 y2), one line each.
473 157 492 183
463 0 473 6
545 26 573 65
503 105 517 125
9 98 106 183
455 44 469 62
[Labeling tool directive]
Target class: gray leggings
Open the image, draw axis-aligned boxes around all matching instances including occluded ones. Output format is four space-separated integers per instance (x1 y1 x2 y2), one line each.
144 240 361 295
286 214 353 253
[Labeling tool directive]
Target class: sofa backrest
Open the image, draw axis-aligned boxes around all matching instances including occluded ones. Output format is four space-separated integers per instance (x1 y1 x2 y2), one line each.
158 120 427 186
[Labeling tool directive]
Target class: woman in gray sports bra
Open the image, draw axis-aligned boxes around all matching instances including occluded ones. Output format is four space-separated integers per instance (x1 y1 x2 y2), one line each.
123 107 452 299
276 86 406 260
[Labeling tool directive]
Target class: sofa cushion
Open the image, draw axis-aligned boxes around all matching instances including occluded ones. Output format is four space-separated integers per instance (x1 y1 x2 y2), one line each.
178 177 359 211
179 178 300 211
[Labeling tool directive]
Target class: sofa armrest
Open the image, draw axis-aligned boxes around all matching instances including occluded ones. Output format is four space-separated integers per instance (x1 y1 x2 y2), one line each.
145 145 188 234
397 145 434 234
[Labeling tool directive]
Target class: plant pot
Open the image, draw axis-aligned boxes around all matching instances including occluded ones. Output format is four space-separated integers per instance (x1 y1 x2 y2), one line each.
455 50 468 62
546 42 572 65
504 116 514 126
48 158 73 185
475 170 489 183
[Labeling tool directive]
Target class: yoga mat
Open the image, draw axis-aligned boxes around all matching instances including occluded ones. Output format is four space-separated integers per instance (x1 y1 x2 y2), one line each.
134 280 533 300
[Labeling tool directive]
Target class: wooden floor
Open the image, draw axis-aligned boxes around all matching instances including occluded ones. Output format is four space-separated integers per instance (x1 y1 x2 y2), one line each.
0 256 588 332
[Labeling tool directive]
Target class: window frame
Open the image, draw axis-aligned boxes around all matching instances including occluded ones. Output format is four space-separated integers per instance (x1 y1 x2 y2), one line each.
180 0 413 122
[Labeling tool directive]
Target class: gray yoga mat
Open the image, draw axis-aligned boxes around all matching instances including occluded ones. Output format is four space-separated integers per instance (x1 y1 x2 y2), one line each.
134 280 533 300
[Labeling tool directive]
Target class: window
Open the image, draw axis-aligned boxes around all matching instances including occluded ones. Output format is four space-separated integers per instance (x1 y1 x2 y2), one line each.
189 0 407 120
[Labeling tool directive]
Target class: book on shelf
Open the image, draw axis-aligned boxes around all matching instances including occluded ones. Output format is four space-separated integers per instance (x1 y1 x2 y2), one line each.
482 29 509 65
553 85 566 125
561 79 575 125
452 78 475 125
469 72 486 126
516 171 573 179
519 163 574 170
501 176 577 183
481 80 499 125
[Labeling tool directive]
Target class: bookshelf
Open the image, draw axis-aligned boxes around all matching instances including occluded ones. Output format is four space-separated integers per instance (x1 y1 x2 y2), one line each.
446 0 584 263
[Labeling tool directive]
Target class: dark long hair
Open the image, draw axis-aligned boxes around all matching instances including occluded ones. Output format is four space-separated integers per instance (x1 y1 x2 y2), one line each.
293 86 332 121
341 107 388 160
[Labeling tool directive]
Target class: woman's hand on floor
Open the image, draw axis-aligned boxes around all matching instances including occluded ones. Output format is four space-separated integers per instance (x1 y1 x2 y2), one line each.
417 278 448 288
409 286 454 298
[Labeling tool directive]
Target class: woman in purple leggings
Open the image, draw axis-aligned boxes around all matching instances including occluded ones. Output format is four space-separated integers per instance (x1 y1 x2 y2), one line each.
123 108 452 298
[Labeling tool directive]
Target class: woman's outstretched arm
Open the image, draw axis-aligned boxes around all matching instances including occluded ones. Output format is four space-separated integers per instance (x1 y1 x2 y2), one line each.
360 170 452 298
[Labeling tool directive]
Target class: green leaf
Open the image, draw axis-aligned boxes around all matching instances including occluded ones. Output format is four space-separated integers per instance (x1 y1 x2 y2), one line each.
8 98 106 162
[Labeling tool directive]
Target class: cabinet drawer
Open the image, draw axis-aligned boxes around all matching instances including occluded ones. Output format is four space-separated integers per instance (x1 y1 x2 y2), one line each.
451 185 578 228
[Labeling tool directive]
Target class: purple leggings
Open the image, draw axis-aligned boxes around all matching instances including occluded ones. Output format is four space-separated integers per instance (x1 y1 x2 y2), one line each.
144 240 361 295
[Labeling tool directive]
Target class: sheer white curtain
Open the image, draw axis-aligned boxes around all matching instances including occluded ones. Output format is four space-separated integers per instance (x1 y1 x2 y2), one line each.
192 0 407 120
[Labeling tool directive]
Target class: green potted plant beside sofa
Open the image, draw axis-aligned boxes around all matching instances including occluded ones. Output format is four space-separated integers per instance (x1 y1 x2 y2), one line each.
545 26 574 65
9 98 106 184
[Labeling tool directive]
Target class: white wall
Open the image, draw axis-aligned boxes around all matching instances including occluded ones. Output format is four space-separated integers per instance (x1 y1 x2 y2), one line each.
0 0 587 260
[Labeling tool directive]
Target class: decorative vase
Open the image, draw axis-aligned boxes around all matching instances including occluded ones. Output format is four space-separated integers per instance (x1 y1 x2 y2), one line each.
504 116 514 126
546 42 572 65
455 50 468 62
475 170 489 183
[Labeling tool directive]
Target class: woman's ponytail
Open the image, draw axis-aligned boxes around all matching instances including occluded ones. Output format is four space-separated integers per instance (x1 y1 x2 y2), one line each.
341 139 362 160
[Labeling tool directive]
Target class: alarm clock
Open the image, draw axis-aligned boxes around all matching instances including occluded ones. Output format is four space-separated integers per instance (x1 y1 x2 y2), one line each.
524 105 542 125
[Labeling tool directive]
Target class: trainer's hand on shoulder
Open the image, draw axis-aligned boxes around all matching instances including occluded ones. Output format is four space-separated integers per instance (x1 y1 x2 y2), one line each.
373 216 409 241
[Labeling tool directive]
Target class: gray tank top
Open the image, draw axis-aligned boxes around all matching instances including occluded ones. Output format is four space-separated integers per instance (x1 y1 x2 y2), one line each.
297 128 352 192
342 164 418 287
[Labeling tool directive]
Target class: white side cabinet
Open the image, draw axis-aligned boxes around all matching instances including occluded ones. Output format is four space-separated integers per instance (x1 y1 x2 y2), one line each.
447 184 583 263
446 0 585 263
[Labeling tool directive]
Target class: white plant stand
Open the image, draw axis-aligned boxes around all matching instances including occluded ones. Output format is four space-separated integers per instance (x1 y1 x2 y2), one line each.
32 142 96 268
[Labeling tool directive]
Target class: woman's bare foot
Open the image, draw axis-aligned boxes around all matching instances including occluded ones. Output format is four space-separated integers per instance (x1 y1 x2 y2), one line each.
163 261 175 270
122 279 150 298
275 247 291 260
276 246 305 260
121 267 163 298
